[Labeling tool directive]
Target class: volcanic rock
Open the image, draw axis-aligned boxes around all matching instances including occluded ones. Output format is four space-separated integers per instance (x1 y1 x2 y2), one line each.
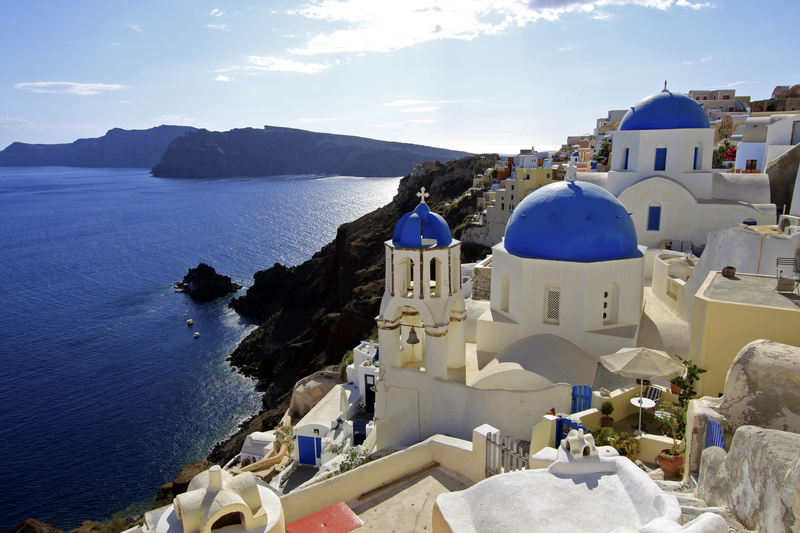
174 263 242 302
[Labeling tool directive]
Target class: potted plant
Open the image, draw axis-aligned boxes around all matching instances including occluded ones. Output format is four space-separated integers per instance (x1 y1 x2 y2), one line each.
600 401 615 428
657 402 686 478
670 355 707 408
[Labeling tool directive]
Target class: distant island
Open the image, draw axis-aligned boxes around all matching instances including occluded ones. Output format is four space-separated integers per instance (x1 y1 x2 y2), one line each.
0 124 472 179
151 126 472 178
0 125 198 168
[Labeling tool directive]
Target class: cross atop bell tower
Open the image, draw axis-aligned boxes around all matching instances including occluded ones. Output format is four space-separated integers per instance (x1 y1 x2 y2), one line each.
417 187 429 205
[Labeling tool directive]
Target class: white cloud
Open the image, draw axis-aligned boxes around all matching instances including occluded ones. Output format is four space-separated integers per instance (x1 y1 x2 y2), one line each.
299 118 338 123
210 9 224 16
719 81 747 88
557 46 572 51
400 107 440 112
246 56 330 73
206 24 230 30
701 56 713 62
683 61 695 64
123 23 142 32
14 82 127 96
120 100 131 104
286 0 708 55
675 0 710 8
215 75 234 81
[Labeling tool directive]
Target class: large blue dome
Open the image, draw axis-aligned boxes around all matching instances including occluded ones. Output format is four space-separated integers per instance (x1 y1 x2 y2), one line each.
619 90 710 131
392 202 452 248
504 181 641 262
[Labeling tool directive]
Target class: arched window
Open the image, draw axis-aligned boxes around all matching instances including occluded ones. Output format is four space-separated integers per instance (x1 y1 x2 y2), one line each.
693 142 704 170
647 202 662 232
501 273 510 313
544 283 560 325
399 257 415 297
603 283 620 325
654 143 667 172
429 257 442 298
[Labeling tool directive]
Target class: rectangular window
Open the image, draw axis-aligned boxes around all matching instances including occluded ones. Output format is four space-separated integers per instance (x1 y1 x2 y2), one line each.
728 107 734 112
501 203 504 211
746 159 758 171
648 205 661 231
511 195 514 200
623 148 630 170
723 94 730 100
545 290 560 324
654 148 667 171
693 147 699 170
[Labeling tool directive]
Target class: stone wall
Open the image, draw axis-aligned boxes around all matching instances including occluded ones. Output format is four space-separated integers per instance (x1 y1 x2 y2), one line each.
698 426 800 532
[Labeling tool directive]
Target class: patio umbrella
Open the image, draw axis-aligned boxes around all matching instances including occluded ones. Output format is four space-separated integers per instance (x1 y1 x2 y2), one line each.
599 347 686 435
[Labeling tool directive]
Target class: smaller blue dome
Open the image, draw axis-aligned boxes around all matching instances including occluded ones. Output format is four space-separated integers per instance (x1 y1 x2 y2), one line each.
392 203 452 248
504 181 641 262
619 90 710 131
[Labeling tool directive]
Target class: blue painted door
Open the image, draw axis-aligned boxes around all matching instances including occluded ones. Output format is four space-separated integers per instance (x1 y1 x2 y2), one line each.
298 435 319 465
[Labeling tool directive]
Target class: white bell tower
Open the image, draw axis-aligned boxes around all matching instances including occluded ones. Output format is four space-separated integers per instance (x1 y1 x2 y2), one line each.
376 188 466 380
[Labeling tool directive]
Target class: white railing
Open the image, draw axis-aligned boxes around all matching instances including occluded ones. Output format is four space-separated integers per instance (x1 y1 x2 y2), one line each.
486 432 528 477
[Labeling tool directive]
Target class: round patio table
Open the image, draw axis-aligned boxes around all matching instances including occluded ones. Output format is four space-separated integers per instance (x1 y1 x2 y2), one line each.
630 397 656 433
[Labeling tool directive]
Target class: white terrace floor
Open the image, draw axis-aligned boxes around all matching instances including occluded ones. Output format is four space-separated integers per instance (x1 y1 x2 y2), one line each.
348 465 471 532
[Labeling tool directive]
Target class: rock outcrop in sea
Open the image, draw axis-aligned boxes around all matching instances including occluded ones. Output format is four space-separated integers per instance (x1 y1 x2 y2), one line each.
174 263 242 302
151 126 472 178
208 154 496 464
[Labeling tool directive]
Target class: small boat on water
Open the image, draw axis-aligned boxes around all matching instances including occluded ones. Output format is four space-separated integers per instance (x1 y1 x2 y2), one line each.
187 319 193 325
194 332 200 338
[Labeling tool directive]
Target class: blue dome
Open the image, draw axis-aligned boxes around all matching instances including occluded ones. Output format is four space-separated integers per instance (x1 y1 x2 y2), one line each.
619 90 710 131
392 203 452 248
504 181 641 262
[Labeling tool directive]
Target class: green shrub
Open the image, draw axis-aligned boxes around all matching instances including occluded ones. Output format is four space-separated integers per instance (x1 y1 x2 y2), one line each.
600 401 614 417
587 425 616 447
610 432 640 458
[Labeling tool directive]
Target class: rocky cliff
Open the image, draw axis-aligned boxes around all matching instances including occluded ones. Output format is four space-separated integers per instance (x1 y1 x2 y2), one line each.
0 125 198 168
207 154 496 463
151 126 472 178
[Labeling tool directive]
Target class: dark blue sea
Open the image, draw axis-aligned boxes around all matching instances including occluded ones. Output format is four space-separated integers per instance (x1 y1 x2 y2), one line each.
0 167 401 530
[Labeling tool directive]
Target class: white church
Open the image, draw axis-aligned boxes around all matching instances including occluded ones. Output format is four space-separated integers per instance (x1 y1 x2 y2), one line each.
374 180 646 449
580 87 776 254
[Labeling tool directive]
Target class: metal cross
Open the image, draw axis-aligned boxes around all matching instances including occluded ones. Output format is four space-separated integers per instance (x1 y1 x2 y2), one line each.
417 186 429 204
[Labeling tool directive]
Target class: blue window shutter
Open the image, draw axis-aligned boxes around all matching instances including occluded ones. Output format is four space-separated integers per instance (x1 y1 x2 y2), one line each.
693 147 699 170
623 148 629 170
648 205 661 231
654 148 667 171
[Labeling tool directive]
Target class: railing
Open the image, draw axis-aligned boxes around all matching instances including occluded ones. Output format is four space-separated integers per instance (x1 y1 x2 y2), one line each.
486 432 528 477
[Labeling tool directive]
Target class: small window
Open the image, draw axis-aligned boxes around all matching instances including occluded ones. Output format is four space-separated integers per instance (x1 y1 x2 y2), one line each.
723 94 730 100
728 106 734 112
693 147 699 170
654 146 667 172
648 204 661 231
746 159 758 171
511 195 514 200
623 147 630 170
501 203 504 211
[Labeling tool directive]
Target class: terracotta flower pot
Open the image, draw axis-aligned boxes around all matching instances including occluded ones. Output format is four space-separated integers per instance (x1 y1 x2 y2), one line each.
600 416 614 428
657 449 684 479
670 381 681 395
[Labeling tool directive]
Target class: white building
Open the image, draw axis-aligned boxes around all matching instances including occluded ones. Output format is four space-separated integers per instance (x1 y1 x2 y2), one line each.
579 88 776 255
373 180 646 449
733 113 800 173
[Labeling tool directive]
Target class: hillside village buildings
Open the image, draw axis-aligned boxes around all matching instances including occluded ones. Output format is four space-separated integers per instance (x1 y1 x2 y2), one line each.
128 86 800 533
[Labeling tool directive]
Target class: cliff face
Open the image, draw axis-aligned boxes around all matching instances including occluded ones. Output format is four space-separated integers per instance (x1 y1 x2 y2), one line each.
0 125 198 168
207 155 495 462
151 126 472 178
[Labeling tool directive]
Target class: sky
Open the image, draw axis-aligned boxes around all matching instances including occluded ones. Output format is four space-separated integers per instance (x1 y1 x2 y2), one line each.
1 0 798 154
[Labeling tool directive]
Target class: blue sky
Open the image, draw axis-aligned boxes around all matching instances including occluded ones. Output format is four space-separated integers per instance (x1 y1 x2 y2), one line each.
1 0 797 154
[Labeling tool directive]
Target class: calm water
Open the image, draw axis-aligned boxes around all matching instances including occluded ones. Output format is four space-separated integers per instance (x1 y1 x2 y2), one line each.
0 167 400 530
